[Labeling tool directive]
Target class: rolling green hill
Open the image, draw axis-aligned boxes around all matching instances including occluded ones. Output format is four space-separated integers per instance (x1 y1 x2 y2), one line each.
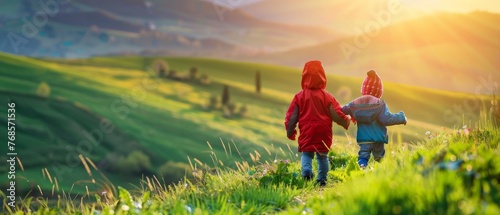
0 52 490 196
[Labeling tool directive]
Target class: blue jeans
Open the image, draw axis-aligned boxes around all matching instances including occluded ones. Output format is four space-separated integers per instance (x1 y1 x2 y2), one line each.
358 143 385 166
301 152 329 182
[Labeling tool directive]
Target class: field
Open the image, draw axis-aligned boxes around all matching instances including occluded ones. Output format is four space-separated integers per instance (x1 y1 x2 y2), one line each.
0 52 492 204
2 111 499 214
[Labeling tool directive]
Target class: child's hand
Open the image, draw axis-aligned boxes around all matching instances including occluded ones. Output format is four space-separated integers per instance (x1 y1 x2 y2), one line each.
350 116 357 125
287 129 297 140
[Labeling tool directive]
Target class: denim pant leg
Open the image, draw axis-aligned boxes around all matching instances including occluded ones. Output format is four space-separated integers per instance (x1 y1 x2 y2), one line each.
358 144 373 166
372 142 385 162
301 152 314 178
316 152 330 182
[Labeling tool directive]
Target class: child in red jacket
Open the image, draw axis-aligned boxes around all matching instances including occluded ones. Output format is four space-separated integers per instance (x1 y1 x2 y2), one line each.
285 60 350 186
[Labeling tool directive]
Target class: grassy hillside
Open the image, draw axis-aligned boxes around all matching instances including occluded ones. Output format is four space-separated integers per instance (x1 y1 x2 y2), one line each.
50 55 488 129
0 53 288 195
3 115 499 214
0 52 490 197
0 91 149 194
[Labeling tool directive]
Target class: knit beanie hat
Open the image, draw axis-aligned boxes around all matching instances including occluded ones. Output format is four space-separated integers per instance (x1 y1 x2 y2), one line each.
361 70 383 98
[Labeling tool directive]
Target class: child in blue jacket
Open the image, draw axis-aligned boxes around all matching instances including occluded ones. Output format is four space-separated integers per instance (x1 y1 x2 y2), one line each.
342 70 407 168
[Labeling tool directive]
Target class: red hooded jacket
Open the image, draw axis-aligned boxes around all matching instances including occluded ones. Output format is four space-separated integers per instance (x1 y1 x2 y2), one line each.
285 61 350 153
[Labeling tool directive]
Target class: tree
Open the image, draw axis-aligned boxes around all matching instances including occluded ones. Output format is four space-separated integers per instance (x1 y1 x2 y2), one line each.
167 69 176 78
189 67 198 80
255 70 261 94
36 82 51 98
200 74 210 85
221 85 230 106
208 95 218 110
227 103 236 114
238 105 248 117
153 59 169 77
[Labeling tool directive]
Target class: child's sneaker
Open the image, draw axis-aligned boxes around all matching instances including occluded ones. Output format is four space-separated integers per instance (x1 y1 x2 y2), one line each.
316 179 327 187
360 164 366 170
302 170 314 181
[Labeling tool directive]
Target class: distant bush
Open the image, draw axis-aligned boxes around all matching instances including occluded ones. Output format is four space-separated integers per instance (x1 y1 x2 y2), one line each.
237 105 248 117
223 103 237 118
226 103 236 114
107 151 151 175
206 95 218 110
153 59 168 77
167 69 177 78
222 105 232 118
36 82 51 98
204 88 245 119
158 161 191 183
167 69 189 81
200 74 210 85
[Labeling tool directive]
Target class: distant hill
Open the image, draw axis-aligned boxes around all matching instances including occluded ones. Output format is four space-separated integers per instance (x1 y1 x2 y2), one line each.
0 0 341 58
241 0 424 32
247 12 500 93
51 11 146 33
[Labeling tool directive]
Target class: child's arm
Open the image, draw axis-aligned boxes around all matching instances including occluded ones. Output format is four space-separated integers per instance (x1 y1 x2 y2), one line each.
285 96 299 140
287 105 299 138
330 98 350 130
378 103 407 126
341 103 352 116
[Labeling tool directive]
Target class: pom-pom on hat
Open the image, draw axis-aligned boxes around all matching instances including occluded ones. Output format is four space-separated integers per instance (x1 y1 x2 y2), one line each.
361 70 383 98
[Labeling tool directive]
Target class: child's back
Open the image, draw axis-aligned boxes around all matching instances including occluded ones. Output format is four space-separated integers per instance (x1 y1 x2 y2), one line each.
342 70 407 168
285 60 350 185
285 60 350 152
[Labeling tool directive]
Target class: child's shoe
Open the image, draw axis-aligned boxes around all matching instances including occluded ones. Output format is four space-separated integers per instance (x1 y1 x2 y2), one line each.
360 164 366 170
302 170 314 181
316 179 327 187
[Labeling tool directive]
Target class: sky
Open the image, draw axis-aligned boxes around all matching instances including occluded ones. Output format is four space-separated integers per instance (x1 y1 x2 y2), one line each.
237 0 500 32
203 0 262 9
236 0 500 13
399 0 500 13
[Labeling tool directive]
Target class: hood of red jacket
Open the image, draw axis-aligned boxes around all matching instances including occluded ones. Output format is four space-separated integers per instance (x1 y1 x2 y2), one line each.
301 60 327 90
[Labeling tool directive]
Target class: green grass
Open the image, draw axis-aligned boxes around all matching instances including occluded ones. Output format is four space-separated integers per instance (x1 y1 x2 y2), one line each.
0 52 491 198
2 113 498 214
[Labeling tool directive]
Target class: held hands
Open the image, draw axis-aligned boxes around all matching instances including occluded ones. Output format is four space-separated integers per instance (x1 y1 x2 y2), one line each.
350 116 357 125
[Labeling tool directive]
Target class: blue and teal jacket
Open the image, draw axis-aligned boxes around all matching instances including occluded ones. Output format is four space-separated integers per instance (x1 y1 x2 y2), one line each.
342 95 406 144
